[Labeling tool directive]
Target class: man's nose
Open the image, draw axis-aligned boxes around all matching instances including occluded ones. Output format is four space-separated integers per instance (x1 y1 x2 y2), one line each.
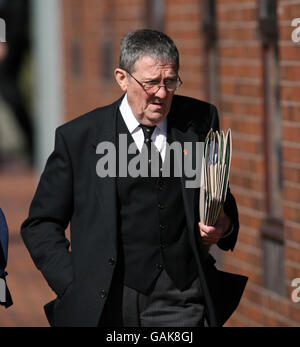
155 84 167 98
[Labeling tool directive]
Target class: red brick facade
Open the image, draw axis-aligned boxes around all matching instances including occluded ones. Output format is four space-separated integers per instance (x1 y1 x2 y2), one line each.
61 0 300 326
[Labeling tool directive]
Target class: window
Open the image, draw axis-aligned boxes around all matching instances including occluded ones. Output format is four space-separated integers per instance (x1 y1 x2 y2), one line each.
258 0 285 296
145 0 165 31
202 0 222 266
70 0 83 79
202 0 219 105
101 38 113 82
99 0 115 83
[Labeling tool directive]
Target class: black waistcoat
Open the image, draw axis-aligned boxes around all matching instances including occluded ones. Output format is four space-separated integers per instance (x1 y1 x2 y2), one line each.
116 111 198 294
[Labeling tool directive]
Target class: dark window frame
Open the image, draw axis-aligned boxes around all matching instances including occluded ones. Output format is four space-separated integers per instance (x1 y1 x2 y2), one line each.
258 0 285 297
145 0 165 32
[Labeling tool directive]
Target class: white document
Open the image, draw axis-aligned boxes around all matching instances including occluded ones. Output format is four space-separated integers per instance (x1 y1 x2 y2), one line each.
199 129 232 226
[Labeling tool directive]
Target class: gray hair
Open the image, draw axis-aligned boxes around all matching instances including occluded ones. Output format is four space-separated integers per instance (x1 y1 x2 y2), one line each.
119 29 179 73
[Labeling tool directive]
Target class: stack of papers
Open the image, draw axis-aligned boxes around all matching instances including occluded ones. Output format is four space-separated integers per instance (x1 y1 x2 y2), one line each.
199 129 232 226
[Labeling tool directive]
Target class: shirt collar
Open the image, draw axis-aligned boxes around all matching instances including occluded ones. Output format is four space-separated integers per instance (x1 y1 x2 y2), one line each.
119 94 140 134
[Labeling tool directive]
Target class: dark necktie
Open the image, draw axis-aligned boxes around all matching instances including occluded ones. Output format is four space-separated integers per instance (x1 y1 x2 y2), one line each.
139 124 162 176
139 124 156 151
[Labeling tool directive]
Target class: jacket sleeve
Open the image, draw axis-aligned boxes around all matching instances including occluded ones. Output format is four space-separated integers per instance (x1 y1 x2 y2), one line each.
217 186 239 251
209 104 220 133
21 128 74 297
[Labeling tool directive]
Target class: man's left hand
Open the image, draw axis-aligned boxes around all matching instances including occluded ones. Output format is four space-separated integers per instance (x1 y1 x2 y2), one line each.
198 208 231 246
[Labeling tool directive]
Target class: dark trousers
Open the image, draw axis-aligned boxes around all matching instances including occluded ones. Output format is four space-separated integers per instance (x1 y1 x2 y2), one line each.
99 270 205 327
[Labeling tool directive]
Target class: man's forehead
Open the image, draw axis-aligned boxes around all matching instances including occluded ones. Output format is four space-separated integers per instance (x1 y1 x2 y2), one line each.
132 55 178 74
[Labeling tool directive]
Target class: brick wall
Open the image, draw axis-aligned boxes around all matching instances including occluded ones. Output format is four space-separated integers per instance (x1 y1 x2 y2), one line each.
278 0 300 326
61 0 300 326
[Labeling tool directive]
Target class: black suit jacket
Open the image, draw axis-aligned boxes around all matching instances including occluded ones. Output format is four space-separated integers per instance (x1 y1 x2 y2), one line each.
21 94 247 327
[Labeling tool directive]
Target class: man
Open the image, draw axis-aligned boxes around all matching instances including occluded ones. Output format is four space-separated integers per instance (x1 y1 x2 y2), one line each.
21 29 247 327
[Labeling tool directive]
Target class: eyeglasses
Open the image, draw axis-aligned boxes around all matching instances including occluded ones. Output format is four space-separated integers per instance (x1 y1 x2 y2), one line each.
125 70 182 94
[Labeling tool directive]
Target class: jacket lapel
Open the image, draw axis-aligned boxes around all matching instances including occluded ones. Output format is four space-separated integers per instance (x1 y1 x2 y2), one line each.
90 97 124 231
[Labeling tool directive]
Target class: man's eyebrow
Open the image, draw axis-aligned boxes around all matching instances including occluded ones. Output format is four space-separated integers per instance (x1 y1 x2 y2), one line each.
143 75 178 81
142 74 160 80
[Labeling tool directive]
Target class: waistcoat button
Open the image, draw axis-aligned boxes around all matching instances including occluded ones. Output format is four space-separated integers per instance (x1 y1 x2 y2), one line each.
100 289 107 299
108 257 115 266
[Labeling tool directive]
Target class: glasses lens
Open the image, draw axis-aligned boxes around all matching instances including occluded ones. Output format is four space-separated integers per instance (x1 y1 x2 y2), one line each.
143 81 158 91
144 79 181 93
165 80 178 91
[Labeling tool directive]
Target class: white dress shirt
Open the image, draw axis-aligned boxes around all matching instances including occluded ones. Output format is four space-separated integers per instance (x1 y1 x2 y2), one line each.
119 94 167 162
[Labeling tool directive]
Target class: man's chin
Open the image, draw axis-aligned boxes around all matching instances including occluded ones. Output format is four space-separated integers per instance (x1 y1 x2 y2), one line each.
146 112 167 124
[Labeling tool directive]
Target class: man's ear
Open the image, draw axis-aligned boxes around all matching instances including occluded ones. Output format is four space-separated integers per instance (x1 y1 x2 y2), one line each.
114 68 128 92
